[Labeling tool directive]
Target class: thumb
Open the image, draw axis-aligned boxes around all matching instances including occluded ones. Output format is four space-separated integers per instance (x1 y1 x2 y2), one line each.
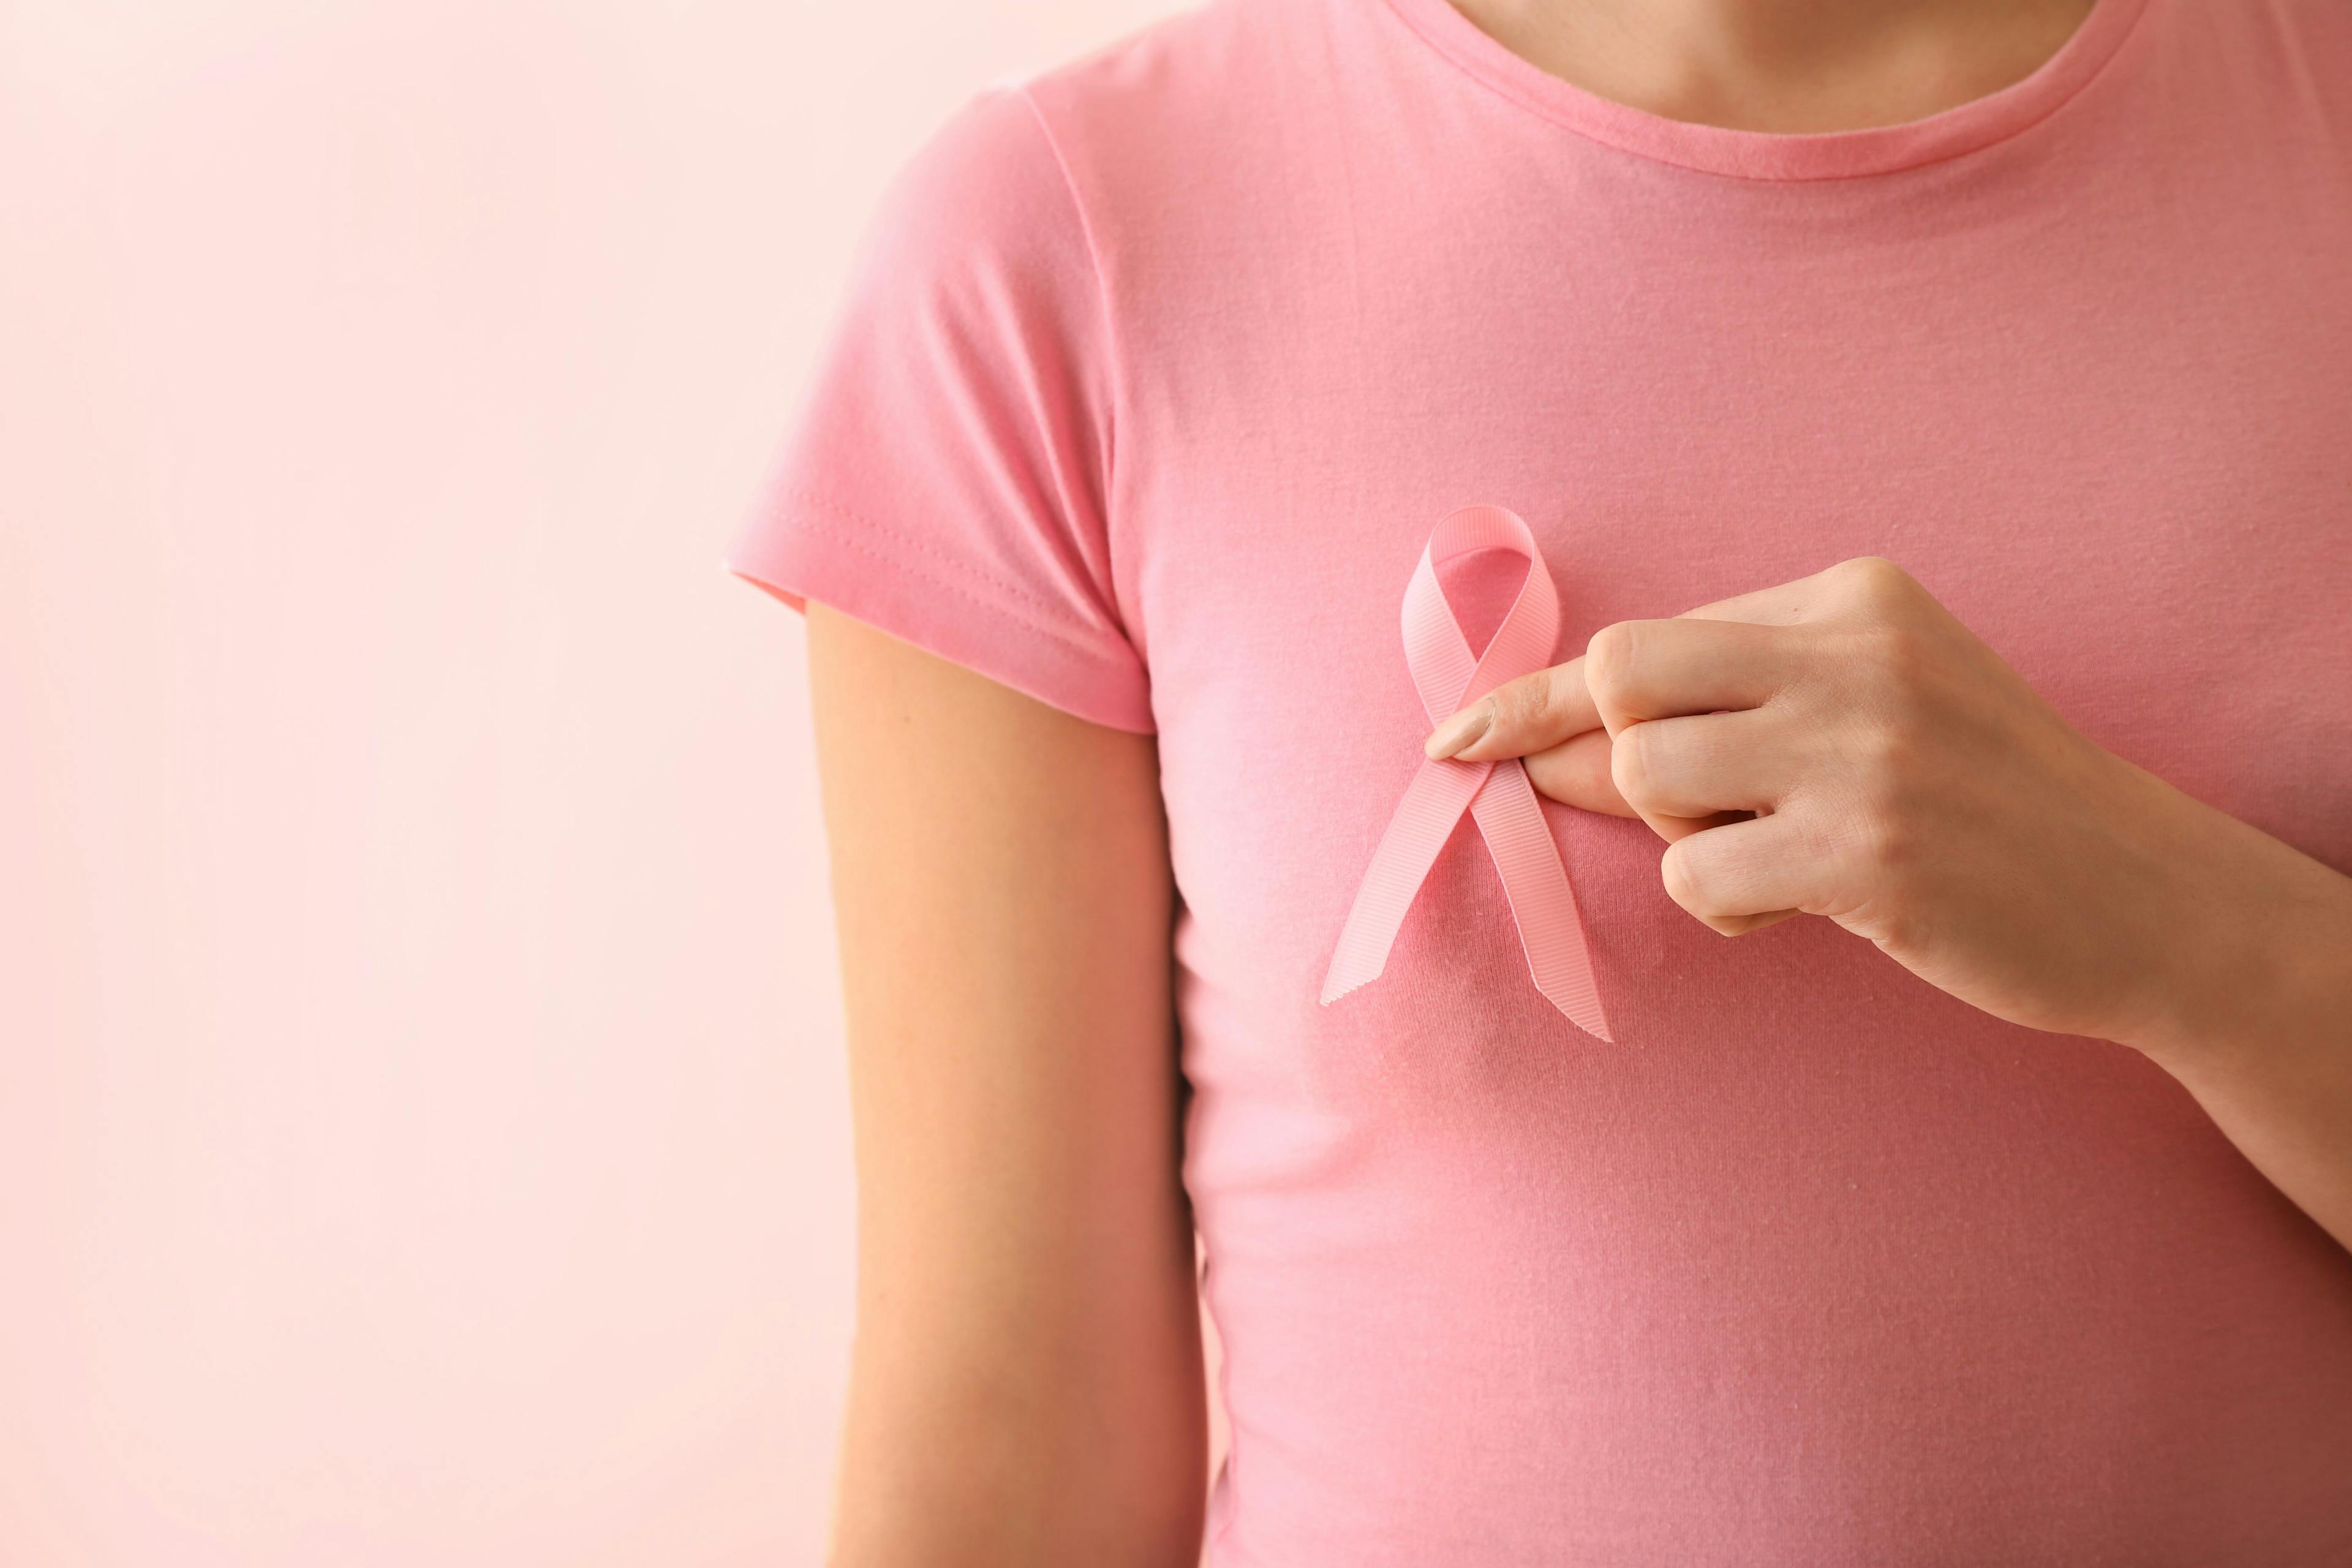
1520 728 1640 816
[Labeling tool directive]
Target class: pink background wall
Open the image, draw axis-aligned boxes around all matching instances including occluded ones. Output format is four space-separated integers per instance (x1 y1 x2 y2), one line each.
0 0 1216 1560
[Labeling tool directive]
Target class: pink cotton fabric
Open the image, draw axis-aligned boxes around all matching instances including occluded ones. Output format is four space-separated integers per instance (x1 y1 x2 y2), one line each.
726 0 2352 1559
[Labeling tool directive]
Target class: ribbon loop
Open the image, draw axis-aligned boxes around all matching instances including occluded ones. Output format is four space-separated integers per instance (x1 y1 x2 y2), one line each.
1319 505 1613 1042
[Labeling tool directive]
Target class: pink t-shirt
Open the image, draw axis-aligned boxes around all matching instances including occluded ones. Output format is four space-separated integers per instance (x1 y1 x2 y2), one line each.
726 0 2352 1558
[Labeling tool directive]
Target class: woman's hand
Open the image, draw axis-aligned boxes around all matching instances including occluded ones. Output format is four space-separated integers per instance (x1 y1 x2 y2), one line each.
1422 554 2264 1048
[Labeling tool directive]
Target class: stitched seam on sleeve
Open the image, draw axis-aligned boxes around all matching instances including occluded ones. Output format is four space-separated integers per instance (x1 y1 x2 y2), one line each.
774 484 1075 620
783 494 1144 672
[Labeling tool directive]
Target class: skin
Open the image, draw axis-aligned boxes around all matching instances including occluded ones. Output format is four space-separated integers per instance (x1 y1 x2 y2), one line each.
1457 0 2102 133
1423 555 2352 1252
809 602 1204 1566
805 2 2343 1561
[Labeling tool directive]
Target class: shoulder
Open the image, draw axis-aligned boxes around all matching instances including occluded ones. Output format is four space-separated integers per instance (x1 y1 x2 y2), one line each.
848 0 1330 399
1003 0 1293 154
886 0 1283 223
854 0 1282 293
850 82 1079 288
990 0 1321 251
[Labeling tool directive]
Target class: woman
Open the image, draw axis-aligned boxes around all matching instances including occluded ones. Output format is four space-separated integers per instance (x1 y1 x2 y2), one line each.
728 0 2352 1560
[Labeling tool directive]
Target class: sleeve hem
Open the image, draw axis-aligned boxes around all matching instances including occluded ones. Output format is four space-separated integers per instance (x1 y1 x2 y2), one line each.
722 505 1156 737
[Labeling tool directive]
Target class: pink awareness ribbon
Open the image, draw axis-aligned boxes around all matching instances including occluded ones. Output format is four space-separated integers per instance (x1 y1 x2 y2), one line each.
1319 505 1614 1042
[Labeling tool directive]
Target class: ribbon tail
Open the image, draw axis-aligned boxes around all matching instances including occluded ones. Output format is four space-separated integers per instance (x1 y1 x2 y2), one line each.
1468 759 1614 1042
1319 756 1490 1006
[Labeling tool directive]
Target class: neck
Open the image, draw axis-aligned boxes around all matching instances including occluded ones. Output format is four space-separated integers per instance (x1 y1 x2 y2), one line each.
1452 0 2103 133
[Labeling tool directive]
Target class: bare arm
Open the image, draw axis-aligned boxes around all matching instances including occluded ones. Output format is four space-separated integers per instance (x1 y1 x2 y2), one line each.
2107 792 2352 1253
805 601 1204 1566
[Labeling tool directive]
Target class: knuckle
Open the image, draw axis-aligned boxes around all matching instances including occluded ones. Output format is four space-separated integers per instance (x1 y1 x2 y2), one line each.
1583 620 1642 704
1504 668 1569 731
1831 554 1915 603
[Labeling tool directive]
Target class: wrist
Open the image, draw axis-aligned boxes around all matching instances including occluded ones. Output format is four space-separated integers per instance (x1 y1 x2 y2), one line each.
2105 766 2352 1070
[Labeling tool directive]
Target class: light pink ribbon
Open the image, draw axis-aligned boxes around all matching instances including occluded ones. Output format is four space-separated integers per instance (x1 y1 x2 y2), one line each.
1319 505 1613 1042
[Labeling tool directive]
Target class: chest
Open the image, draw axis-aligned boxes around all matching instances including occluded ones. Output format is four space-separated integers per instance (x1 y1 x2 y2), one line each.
1131 187 2352 936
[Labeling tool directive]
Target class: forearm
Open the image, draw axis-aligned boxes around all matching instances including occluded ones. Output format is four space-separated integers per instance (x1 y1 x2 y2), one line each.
2106 761 2352 1253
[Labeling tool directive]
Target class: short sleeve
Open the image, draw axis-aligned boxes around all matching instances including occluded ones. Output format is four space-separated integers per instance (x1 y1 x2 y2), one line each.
723 83 1153 734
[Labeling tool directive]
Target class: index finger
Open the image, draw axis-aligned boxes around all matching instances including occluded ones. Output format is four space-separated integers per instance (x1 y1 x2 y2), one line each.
1423 653 1601 762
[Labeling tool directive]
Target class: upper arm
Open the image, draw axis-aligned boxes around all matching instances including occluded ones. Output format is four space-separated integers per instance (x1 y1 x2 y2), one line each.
807 600 1204 1566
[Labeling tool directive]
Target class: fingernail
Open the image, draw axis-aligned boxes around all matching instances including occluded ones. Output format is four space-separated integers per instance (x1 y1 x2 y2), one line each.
1423 703 1491 760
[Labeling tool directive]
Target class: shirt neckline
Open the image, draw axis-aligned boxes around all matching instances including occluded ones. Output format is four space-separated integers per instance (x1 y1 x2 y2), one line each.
1372 0 2156 181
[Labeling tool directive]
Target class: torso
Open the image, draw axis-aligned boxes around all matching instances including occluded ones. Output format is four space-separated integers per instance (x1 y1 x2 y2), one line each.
1023 0 2352 1558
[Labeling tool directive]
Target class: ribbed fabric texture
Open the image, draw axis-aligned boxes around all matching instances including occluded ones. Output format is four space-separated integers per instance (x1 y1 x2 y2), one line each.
1322 506 1611 1041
